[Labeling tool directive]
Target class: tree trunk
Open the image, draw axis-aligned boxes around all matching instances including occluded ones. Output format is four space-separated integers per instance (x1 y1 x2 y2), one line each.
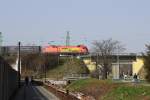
102 70 107 79
102 65 108 79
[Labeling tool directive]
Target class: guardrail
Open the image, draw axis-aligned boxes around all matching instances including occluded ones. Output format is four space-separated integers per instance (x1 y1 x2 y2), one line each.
63 74 90 81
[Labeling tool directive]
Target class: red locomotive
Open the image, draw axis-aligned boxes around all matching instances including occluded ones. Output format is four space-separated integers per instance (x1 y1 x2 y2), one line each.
42 45 88 55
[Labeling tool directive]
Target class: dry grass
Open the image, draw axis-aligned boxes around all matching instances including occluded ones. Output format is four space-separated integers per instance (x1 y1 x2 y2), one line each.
66 78 116 100
67 78 150 100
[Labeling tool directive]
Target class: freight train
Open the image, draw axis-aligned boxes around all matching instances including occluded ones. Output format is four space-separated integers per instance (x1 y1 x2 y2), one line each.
1 45 88 55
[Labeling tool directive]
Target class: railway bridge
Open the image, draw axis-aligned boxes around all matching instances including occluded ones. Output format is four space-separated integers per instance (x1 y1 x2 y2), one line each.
79 53 144 80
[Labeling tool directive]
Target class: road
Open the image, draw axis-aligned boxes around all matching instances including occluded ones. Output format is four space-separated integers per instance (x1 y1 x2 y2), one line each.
14 85 59 100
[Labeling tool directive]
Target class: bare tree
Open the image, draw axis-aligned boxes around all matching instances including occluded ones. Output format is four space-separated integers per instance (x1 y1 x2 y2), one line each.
143 44 150 82
92 38 125 79
21 53 59 77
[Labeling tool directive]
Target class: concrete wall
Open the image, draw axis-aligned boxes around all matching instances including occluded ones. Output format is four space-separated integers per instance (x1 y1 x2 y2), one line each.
133 57 144 74
112 64 120 79
133 57 145 79
83 59 96 72
0 57 18 100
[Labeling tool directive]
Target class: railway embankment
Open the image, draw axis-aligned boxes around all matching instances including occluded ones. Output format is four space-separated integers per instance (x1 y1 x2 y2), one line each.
43 82 79 100
46 57 89 79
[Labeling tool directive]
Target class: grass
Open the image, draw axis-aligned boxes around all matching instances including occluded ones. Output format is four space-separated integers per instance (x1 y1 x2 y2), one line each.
66 78 150 100
102 85 150 100
66 78 112 91
66 78 114 100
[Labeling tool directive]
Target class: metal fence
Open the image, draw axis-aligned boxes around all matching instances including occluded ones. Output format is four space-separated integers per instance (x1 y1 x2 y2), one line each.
0 56 18 100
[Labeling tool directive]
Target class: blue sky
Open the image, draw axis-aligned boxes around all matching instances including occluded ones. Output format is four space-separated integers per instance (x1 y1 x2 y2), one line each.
0 0 150 53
